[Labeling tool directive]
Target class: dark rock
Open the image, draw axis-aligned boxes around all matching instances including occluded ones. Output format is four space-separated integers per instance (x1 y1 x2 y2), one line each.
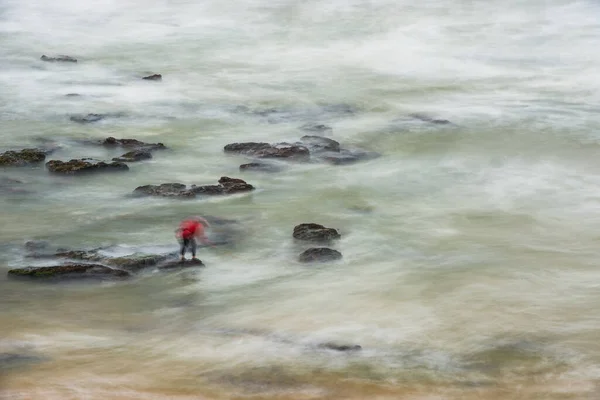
293 223 341 242
299 135 340 152
8 264 130 280
224 142 272 155
54 249 105 262
106 254 170 271
299 123 332 132
318 342 361 352
158 258 204 270
254 143 310 161
187 185 224 196
133 183 193 198
65 93 81 97
410 113 451 125
320 149 380 165
112 150 152 162
299 248 343 263
0 149 46 166
69 113 105 123
24 240 50 252
218 176 255 194
239 162 282 173
142 74 162 81
101 137 166 151
46 159 129 175
0 352 46 370
41 55 77 63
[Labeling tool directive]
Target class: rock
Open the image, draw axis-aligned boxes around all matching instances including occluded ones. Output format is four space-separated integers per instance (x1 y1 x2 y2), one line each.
293 223 341 242
299 123 332 132
7 264 130 280
40 55 77 63
410 113 451 125
158 258 204 270
112 150 152 162
101 137 166 151
299 248 342 263
318 342 361 352
0 352 46 370
135 178 254 198
69 113 105 123
65 93 81 97
142 74 162 81
133 183 194 198
0 177 28 195
239 162 282 173
54 249 105 262
46 159 129 175
105 254 170 271
24 240 50 252
254 143 310 161
320 149 380 165
224 142 272 155
0 149 46 166
299 135 340 153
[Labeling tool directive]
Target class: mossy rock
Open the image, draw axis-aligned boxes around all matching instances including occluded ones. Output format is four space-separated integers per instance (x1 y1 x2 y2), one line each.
0 149 46 166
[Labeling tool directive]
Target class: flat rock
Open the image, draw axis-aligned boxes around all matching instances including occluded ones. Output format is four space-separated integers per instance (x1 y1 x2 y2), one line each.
293 223 341 242
142 74 162 81
8 264 130 280
224 142 309 161
41 54 77 63
299 135 340 153
112 150 152 162
105 254 170 271
46 159 129 175
298 247 342 263
134 177 254 198
69 113 105 123
158 258 204 270
0 149 46 166
239 162 282 173
101 137 166 151
224 142 272 155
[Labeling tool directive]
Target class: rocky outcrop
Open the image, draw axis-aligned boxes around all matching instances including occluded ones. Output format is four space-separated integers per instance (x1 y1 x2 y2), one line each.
293 223 341 242
298 247 342 263
239 162 282 173
224 142 309 161
158 258 204 270
41 55 77 63
142 74 162 81
101 137 166 151
8 264 130 280
46 159 129 175
0 149 46 166
134 177 254 198
112 150 152 162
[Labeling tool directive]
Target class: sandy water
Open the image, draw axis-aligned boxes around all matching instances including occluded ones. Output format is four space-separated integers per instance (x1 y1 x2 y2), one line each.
2 0 600 398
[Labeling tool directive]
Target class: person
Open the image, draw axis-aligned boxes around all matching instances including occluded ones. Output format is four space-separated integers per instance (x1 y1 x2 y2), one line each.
175 216 213 261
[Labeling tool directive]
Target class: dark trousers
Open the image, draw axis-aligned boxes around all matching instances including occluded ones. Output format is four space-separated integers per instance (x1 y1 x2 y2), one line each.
179 237 197 257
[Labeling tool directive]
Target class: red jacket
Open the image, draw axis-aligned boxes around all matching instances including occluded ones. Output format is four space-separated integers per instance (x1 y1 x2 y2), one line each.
177 220 204 240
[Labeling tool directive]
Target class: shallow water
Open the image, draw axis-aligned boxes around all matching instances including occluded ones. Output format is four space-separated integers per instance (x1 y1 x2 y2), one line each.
2 0 600 398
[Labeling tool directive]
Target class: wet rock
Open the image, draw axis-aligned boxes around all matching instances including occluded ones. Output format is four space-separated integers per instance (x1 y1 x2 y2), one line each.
410 113 451 125
318 342 361 352
69 113 105 123
135 178 254 198
142 74 162 81
299 135 340 153
225 142 309 161
46 159 129 175
54 249 105 262
298 247 342 263
239 162 282 173
158 258 204 270
40 54 77 63
112 150 152 162
101 137 166 151
24 240 50 252
299 123 332 133
65 93 81 97
321 148 380 165
293 223 341 242
8 264 130 280
106 254 170 271
224 142 272 155
0 149 46 166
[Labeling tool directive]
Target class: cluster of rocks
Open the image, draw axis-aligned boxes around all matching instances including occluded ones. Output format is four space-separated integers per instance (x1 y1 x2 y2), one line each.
292 223 343 263
133 176 254 199
225 135 380 171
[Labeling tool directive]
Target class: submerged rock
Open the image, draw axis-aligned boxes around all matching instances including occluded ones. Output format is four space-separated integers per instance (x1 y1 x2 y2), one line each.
239 162 282 173
0 149 46 166
46 159 129 175
299 135 340 153
410 113 451 125
317 342 361 352
293 223 341 242
320 148 380 165
41 54 77 63
299 123 333 133
299 247 342 263
112 150 152 162
8 264 130 280
224 142 309 161
69 113 105 123
101 137 166 151
134 177 254 198
142 74 162 81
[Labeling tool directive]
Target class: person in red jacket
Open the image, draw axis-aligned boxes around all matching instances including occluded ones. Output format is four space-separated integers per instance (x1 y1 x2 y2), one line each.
175 216 213 261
